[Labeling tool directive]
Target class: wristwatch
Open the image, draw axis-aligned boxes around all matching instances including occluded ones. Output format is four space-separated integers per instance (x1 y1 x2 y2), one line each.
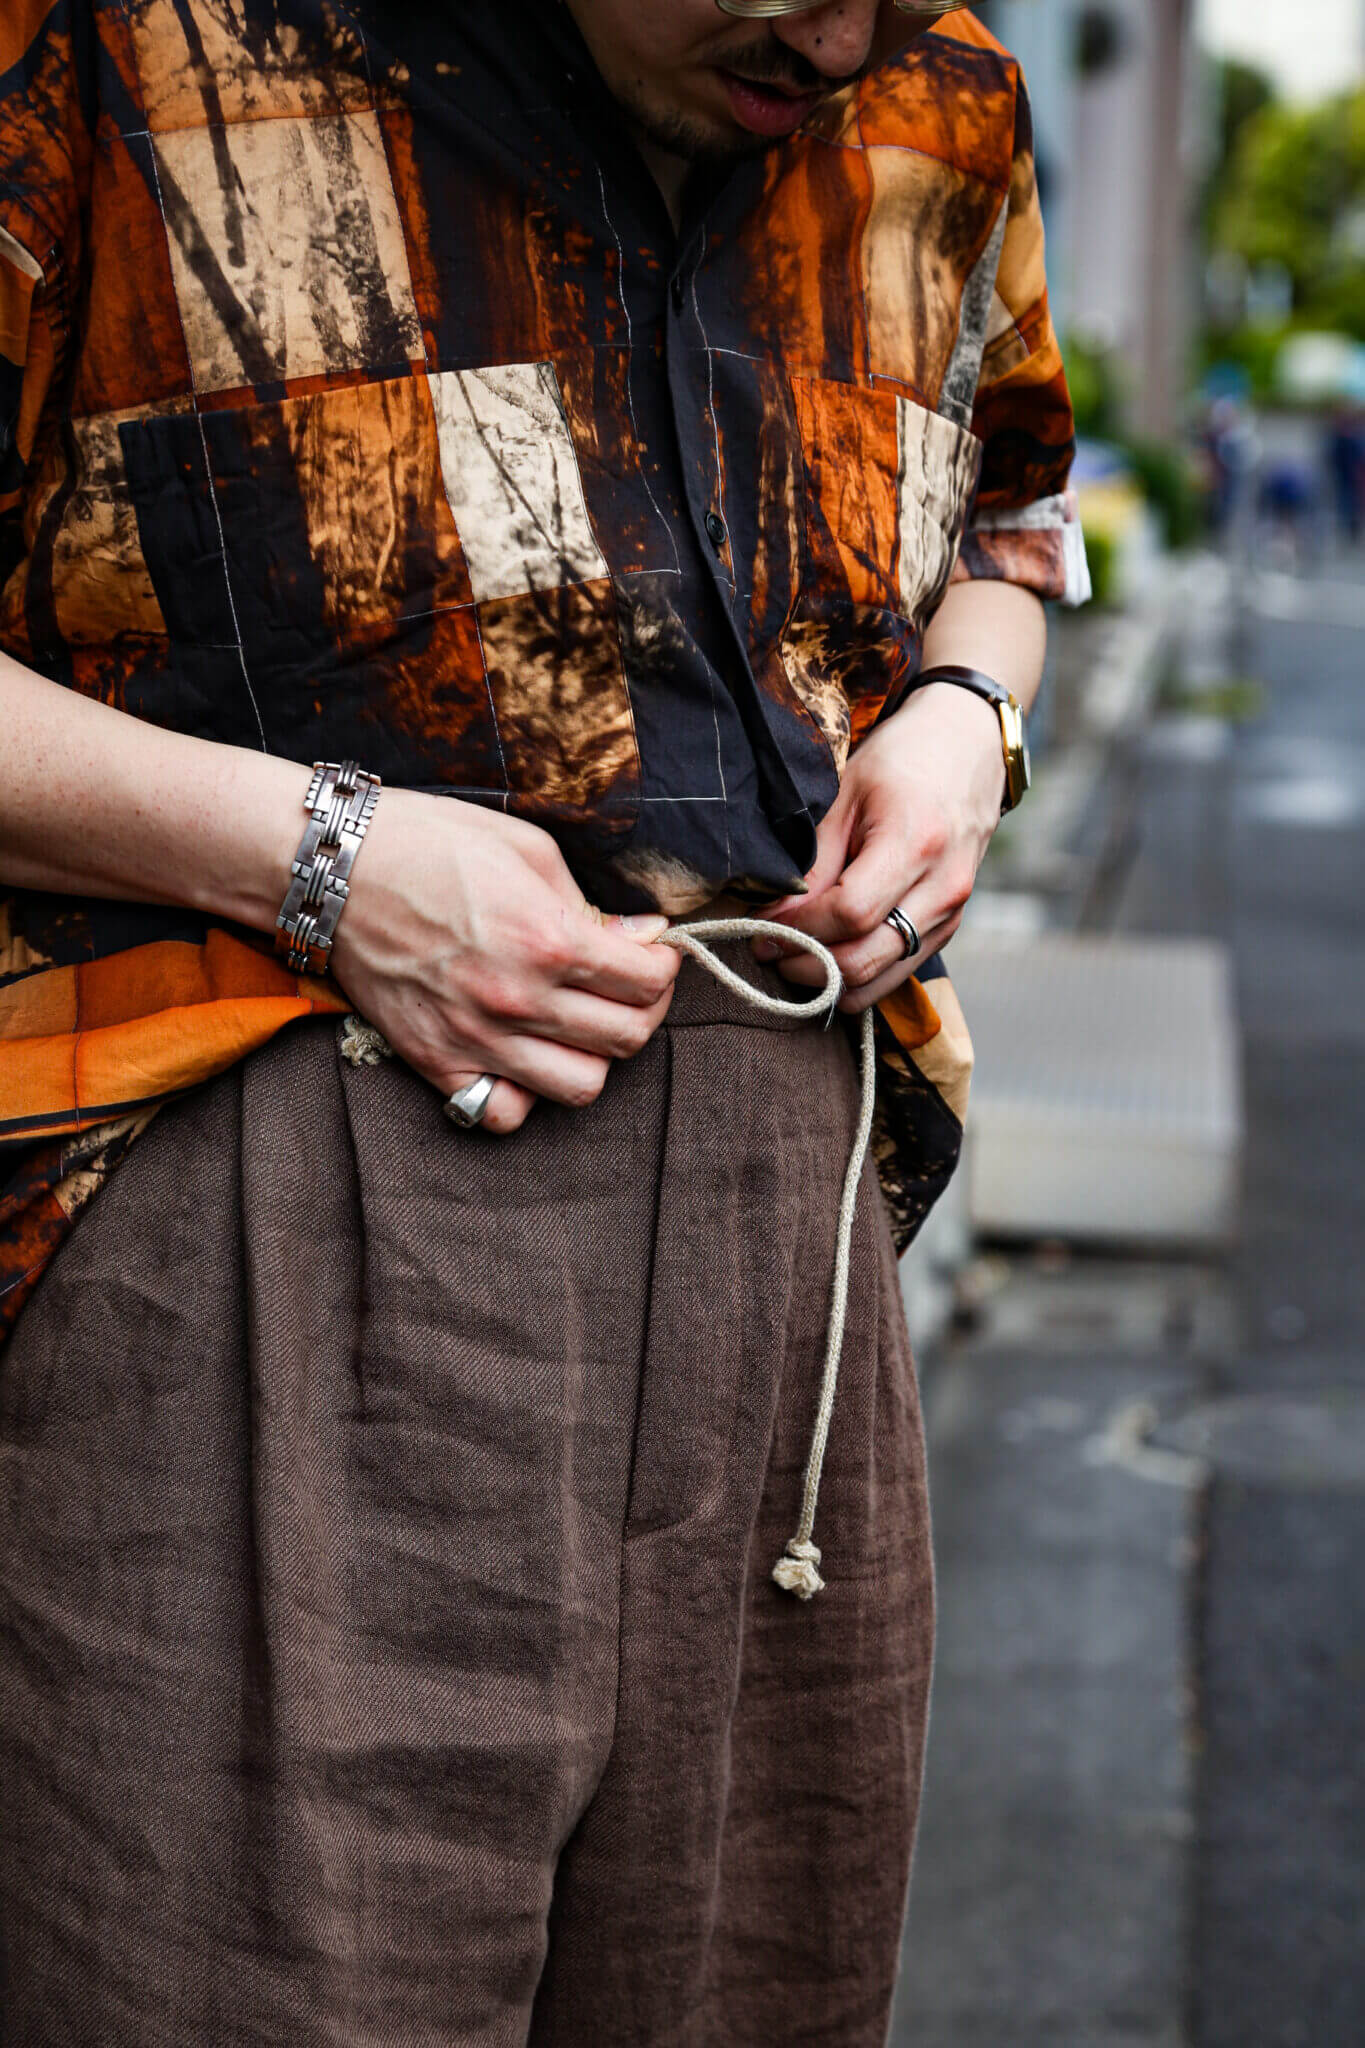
911 663 1031 814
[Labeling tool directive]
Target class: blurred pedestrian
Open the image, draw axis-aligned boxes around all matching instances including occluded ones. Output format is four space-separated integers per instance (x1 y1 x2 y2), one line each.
1258 453 1321 572
0 2 1085 2040
1325 405 1365 545
1203 396 1258 539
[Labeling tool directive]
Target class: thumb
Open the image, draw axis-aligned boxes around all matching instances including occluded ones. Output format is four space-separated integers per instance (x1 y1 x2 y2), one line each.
823 805 907 925
603 910 671 943
761 780 857 923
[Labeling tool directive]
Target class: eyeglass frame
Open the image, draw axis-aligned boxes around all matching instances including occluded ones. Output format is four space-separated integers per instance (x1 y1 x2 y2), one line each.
715 1 971 19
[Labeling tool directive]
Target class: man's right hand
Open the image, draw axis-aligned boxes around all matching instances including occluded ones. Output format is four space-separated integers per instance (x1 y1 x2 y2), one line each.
0 660 678 1136
329 790 681 1134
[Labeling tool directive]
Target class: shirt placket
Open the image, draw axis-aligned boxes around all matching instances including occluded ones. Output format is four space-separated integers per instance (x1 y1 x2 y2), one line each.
662 215 820 872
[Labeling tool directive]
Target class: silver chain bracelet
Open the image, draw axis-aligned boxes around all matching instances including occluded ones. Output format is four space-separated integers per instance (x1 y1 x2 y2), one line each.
275 759 382 976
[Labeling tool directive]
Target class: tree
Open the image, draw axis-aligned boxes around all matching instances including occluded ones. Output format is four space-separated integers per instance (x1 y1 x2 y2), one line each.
1212 58 1275 180
1208 84 1365 337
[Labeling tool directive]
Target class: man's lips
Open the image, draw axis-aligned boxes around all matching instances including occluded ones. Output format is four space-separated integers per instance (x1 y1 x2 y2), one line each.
719 72 822 139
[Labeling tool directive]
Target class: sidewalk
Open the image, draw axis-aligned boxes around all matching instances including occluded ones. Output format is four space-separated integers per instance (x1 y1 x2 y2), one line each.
892 549 1365 2043
891 1264 1216 2048
900 554 1204 1353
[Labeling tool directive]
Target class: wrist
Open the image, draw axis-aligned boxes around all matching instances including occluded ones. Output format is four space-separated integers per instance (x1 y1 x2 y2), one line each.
910 665 1030 815
182 746 316 936
273 760 383 975
902 680 1009 812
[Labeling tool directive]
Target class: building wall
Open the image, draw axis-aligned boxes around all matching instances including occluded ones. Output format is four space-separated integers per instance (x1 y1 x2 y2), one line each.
982 0 1200 436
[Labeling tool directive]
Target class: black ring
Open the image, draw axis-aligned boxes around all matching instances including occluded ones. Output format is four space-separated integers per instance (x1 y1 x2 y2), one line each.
886 907 921 960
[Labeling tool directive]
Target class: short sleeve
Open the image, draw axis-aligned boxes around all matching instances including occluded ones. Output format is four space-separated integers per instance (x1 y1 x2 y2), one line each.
954 81 1090 608
0 2 92 530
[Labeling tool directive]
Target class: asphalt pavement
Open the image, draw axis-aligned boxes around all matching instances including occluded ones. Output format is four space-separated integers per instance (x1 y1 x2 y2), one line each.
892 547 1365 2046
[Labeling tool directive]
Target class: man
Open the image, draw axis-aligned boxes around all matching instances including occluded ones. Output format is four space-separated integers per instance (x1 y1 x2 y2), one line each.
0 1 1086 2039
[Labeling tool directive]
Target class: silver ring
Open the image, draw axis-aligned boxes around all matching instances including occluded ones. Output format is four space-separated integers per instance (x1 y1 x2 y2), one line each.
443 1074 497 1129
886 907 921 961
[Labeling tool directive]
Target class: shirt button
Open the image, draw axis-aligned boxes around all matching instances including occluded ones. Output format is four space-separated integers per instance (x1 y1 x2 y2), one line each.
705 510 727 550
670 275 685 313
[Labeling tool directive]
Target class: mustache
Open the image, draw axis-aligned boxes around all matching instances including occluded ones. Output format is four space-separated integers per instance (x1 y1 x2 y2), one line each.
713 36 868 95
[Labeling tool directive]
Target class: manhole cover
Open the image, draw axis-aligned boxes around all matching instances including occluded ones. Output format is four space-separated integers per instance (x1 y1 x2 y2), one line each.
1151 1392 1365 1490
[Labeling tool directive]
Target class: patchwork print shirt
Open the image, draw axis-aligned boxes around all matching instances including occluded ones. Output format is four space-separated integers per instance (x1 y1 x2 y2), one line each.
0 0 1086 1338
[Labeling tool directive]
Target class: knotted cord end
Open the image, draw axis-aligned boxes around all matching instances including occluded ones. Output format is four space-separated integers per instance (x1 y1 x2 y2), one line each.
772 1538 825 1600
339 1015 394 1067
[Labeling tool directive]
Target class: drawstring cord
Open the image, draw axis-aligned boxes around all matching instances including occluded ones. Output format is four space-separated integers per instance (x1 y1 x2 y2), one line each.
341 915 876 1603
657 919 877 1601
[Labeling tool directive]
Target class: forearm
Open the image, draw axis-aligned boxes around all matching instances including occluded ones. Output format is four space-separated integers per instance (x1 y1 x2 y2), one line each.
919 576 1048 712
0 651 307 931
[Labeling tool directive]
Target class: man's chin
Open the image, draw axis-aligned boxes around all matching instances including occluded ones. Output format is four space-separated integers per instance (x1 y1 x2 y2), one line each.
618 87 768 167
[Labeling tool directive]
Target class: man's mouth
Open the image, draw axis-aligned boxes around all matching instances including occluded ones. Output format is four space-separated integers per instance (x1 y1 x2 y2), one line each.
718 71 823 139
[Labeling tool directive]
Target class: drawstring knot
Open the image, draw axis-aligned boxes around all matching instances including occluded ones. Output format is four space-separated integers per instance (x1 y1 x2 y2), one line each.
772 1539 825 1601
339 1016 394 1066
657 918 878 1603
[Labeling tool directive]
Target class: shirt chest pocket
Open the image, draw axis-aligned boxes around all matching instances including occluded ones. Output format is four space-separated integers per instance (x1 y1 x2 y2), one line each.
776 376 982 770
791 375 983 631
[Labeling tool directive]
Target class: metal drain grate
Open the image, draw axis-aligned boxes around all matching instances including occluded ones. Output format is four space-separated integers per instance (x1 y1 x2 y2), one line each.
946 932 1243 1247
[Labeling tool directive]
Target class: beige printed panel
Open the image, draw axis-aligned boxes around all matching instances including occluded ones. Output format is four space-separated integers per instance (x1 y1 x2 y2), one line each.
906 973 974 1128
979 290 1031 387
429 364 609 605
993 148 1050 328
0 222 43 284
129 0 372 131
861 146 1005 398
153 111 422 393
51 406 188 643
895 397 982 630
777 617 854 773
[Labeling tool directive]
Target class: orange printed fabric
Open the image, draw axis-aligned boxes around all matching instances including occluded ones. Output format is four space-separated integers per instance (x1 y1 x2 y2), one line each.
1 1 1084 1337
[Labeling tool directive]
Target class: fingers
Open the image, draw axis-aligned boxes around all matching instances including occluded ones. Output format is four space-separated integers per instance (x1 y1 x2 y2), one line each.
436 1035 614 1119
765 907 961 1015
428 970 668 1138
439 1072 538 1137
492 823 682 1007
781 815 926 950
756 783 855 924
560 912 683 1006
835 914 962 1013
756 782 979 998
763 887 964 999
522 979 677 1061
400 910 678 1131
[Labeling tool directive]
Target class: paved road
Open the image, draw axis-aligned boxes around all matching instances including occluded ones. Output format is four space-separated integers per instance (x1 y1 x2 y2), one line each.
892 556 1365 2045
1189 568 1365 2046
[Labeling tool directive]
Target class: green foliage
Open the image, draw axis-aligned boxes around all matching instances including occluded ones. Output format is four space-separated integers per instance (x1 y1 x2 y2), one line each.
1212 58 1276 184
1061 333 1124 439
1209 84 1365 338
1162 677 1266 723
1201 321 1291 402
1118 437 1206 551
1311 264 1365 340
1080 523 1116 607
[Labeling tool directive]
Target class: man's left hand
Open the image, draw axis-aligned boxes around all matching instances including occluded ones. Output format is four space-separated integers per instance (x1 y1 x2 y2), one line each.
752 681 1008 1013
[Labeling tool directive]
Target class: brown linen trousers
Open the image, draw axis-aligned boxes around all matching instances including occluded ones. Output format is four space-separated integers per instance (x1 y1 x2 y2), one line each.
0 945 935 2046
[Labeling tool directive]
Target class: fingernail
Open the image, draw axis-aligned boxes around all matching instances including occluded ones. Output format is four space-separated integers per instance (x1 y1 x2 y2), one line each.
619 913 670 939
752 940 780 962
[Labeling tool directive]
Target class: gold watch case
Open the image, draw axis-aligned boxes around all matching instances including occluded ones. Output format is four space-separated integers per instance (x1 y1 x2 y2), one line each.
998 694 1031 813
